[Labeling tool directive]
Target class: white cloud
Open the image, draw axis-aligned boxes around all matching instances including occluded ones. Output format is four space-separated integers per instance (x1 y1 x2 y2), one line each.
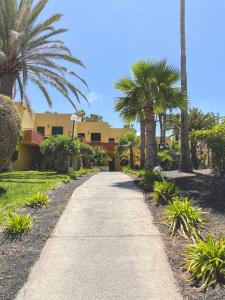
87 91 103 103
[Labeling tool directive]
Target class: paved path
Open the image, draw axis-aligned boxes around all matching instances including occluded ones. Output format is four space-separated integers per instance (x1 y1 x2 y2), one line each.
16 172 182 300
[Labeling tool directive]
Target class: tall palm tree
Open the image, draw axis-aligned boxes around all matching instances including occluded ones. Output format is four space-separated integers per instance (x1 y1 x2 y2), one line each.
84 114 103 122
0 0 87 105
179 0 193 172
132 60 180 169
114 78 146 168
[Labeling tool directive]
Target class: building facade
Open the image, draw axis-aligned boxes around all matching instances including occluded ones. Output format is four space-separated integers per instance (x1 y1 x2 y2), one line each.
13 104 133 171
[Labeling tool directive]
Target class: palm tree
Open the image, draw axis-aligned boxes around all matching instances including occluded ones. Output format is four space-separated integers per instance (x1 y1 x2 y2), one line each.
116 132 140 169
179 0 193 172
0 0 87 105
85 114 103 122
132 60 180 169
76 110 86 121
114 79 146 168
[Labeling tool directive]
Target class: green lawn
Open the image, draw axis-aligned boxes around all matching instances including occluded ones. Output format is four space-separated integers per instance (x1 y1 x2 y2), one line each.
0 171 66 224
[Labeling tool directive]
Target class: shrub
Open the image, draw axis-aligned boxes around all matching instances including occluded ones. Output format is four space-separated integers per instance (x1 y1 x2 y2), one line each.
5 213 32 236
138 169 165 191
79 142 95 168
152 180 180 205
0 96 21 171
41 135 79 173
185 236 225 287
62 176 71 183
27 192 49 208
167 197 205 241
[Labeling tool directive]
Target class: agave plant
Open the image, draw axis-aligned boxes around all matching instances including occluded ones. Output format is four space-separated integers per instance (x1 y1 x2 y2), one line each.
0 0 87 106
152 180 180 205
185 236 225 287
167 197 205 241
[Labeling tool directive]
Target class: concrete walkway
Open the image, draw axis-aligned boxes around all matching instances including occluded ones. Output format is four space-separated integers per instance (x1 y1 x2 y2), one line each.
16 172 182 300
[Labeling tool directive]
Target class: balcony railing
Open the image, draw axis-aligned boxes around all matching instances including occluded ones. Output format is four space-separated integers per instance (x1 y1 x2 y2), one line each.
23 129 44 146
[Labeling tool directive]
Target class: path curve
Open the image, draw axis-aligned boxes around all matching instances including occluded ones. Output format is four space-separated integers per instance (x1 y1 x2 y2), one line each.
16 172 182 300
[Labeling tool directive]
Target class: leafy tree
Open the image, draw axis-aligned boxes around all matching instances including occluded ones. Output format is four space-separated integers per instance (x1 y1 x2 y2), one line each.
79 142 95 168
179 0 193 172
41 135 79 173
116 132 140 169
191 120 225 176
189 107 216 168
0 96 21 171
94 146 111 166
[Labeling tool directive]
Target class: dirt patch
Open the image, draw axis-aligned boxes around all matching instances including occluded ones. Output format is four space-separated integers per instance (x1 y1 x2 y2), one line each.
0 174 94 300
144 170 225 300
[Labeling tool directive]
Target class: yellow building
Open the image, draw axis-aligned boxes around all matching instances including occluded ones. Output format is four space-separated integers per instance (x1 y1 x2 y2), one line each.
13 105 133 171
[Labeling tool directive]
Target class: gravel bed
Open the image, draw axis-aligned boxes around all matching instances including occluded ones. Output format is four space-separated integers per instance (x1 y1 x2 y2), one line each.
143 170 225 300
0 174 94 300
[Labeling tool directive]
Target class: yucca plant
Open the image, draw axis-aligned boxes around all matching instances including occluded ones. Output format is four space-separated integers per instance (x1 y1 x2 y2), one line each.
138 169 165 191
27 192 49 208
62 176 71 183
5 213 32 237
185 236 225 287
167 197 205 241
0 0 87 103
152 180 180 205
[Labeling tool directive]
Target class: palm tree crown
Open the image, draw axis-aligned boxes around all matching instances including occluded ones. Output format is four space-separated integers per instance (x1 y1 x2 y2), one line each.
0 0 87 108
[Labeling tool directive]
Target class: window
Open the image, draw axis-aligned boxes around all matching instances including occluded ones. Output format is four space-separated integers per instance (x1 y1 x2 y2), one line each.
37 126 45 136
108 138 115 143
78 133 85 139
91 133 101 142
52 126 63 135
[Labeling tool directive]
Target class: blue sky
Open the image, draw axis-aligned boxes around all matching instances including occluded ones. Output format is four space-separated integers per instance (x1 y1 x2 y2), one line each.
28 0 225 131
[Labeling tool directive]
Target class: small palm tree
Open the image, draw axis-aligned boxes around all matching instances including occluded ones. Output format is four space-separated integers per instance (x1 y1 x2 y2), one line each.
85 114 103 122
0 0 87 106
114 78 146 168
116 132 140 169
76 110 86 122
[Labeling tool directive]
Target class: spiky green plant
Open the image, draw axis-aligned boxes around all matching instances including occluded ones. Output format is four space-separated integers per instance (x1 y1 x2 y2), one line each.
5 213 32 236
0 0 87 105
152 180 180 205
185 236 225 287
167 197 205 241
27 192 49 208
62 176 71 183
138 169 165 191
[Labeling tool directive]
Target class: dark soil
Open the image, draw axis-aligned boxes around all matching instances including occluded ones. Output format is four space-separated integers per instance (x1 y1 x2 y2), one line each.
144 170 225 300
0 174 94 300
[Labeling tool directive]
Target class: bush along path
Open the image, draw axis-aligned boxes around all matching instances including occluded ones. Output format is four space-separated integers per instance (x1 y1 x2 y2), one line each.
0 170 97 300
16 172 181 300
124 167 225 300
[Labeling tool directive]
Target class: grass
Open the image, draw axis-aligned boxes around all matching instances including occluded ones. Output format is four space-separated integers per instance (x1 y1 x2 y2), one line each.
0 171 66 224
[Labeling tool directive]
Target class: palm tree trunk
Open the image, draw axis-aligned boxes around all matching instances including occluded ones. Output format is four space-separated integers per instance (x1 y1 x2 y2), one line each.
0 74 16 98
162 113 166 144
140 117 145 169
129 146 134 169
144 100 158 169
159 114 163 145
179 0 193 172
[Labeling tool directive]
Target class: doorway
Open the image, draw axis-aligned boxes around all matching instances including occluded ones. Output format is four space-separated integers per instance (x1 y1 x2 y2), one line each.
109 158 115 171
